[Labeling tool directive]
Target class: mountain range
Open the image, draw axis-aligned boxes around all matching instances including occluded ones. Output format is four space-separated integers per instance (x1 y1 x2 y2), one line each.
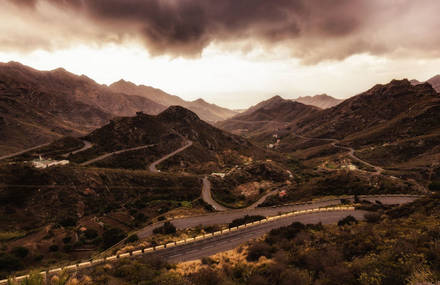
411 74 440 92
109 80 237 122
294 94 343 109
0 62 237 155
216 95 320 136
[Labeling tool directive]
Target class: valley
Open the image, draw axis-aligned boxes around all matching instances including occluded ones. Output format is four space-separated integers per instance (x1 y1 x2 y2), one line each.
0 64 439 284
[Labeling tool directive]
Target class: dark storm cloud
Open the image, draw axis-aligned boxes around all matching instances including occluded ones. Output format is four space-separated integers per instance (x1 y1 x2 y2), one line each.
3 0 440 62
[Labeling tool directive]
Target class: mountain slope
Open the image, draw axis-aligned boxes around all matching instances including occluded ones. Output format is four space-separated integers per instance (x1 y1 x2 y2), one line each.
295 94 343 109
411 74 440 92
280 79 440 179
80 106 263 173
216 96 320 136
0 62 167 155
0 62 166 117
294 79 440 142
109 80 237 122
427 75 440 92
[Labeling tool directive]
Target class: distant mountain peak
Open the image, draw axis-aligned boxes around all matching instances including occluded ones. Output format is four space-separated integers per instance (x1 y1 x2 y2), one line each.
193 98 207 104
158 105 200 122
409 74 440 93
295 94 343 109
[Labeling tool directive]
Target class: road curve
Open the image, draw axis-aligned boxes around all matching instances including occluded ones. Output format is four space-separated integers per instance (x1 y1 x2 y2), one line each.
149 141 193 173
201 177 228 211
152 210 367 263
293 133 384 174
0 142 51 161
81 145 155 166
62 140 93 158
137 195 418 239
202 178 280 212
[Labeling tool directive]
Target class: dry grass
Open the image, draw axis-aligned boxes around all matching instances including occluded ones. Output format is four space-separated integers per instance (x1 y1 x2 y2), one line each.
173 243 273 275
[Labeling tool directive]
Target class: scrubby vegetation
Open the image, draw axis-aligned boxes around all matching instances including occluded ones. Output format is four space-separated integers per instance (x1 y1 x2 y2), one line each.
229 215 265 228
210 161 290 208
261 171 416 206
68 195 440 285
0 164 202 278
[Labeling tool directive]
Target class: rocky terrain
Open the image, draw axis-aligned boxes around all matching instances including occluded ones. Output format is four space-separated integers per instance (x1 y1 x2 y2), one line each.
0 62 166 155
411 74 440 92
295 94 343 109
68 106 266 173
109 80 238 122
216 96 319 137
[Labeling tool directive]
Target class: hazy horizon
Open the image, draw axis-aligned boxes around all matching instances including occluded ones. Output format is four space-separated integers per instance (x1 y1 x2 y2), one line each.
2 0 440 109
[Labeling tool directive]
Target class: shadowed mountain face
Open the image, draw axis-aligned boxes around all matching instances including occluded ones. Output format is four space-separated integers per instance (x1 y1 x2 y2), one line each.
295 94 343 109
109 80 238 122
0 62 168 154
427 75 440 92
216 95 320 136
87 105 253 151
411 75 440 92
294 80 440 141
83 106 264 173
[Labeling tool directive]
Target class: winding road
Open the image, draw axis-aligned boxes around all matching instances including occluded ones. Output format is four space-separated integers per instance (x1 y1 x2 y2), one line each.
153 209 367 262
0 142 51 161
136 195 419 239
149 141 193 173
293 133 384 174
81 144 155 166
61 140 93 157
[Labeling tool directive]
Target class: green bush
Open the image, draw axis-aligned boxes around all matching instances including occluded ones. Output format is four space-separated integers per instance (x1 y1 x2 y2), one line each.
49 245 59 252
102 228 126 249
229 215 265 228
11 247 29 258
247 242 273 261
125 234 139 244
153 222 177 235
337 215 358 227
0 253 23 271
429 181 440 192
84 229 98 239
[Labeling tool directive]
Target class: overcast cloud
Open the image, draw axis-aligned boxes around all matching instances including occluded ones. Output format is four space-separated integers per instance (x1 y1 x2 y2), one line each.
2 0 440 63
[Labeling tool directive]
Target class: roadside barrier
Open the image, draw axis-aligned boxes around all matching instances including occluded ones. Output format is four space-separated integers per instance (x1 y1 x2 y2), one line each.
0 204 359 284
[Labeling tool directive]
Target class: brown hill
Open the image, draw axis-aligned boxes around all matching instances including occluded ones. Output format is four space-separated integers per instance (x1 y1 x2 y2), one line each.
410 74 440 92
80 106 263 173
216 96 320 136
109 80 237 122
282 79 440 180
427 75 440 92
295 94 343 109
294 79 440 142
0 62 166 155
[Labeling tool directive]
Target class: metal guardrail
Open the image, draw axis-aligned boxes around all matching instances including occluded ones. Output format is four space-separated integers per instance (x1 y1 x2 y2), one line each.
1 205 357 284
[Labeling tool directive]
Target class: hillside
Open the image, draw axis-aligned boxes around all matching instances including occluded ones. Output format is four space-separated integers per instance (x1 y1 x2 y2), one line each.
216 96 319 136
77 106 264 173
0 62 167 155
271 79 440 184
294 80 440 142
109 80 237 122
295 94 343 109
411 74 440 92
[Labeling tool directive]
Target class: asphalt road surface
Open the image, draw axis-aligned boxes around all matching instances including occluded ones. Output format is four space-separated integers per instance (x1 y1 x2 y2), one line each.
292 133 384 174
137 195 418 239
151 210 367 262
149 141 193 173
201 177 228 211
202 177 280 211
62 140 93 157
0 142 51 161
81 144 154 166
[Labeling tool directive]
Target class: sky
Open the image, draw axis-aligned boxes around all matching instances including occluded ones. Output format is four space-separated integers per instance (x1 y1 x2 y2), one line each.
1 0 440 109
